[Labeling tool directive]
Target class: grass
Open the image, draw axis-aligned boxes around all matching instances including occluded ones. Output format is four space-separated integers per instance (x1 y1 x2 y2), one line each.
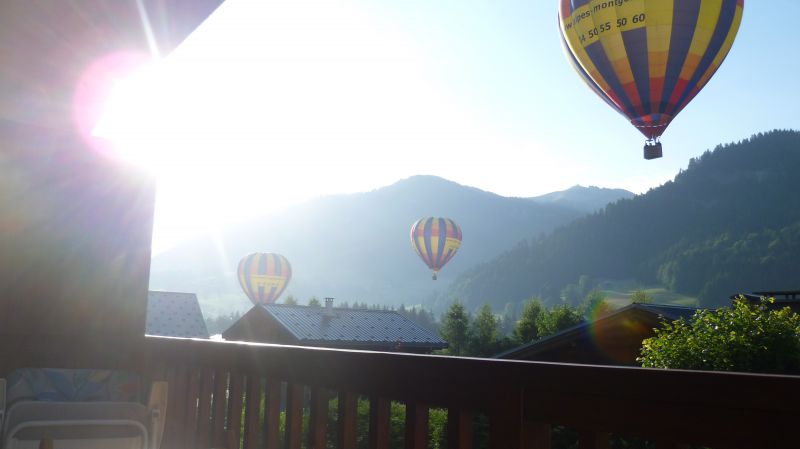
597 279 699 308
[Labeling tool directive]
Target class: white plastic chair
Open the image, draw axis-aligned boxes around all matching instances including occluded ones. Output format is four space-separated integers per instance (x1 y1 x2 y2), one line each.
0 372 167 449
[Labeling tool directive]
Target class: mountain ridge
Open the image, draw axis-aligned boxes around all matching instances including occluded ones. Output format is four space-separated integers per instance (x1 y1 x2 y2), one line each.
529 185 635 213
150 175 631 317
439 130 800 311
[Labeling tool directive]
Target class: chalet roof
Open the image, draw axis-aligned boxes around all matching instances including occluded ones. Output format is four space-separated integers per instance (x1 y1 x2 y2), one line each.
631 303 700 321
146 291 209 339
734 291 800 304
495 303 700 360
256 304 446 349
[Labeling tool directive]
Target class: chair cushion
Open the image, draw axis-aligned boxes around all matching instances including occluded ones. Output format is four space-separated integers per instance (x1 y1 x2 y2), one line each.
5 369 142 406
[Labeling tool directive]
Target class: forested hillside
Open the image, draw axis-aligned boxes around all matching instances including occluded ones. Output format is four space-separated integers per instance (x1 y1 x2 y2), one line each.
443 130 800 309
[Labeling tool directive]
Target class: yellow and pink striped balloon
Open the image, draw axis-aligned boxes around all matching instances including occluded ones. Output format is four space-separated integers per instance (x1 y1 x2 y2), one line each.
237 253 292 305
559 0 744 159
411 217 462 280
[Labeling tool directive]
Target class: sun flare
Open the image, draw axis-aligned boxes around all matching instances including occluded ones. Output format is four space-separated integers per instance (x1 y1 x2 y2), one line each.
90 0 600 254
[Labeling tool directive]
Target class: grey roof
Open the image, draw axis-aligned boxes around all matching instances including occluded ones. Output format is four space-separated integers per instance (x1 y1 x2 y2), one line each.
261 304 446 348
495 303 701 359
633 303 700 321
146 291 209 339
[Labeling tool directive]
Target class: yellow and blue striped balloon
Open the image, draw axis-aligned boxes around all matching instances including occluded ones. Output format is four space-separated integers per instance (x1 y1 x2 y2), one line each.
237 253 292 305
559 0 744 156
410 217 462 280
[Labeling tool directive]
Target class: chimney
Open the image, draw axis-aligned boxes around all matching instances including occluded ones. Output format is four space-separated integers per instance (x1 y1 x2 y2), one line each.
324 297 335 317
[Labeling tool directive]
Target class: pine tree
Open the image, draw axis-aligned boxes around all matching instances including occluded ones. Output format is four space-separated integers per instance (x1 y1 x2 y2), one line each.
469 304 499 357
514 298 545 344
440 301 471 356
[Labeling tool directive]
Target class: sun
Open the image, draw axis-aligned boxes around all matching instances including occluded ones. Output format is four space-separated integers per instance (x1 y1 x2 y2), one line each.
91 54 262 252
92 57 221 174
92 62 164 168
87 0 520 254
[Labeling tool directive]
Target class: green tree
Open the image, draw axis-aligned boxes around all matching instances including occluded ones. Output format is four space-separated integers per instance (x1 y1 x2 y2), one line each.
537 304 583 338
630 289 653 304
440 301 471 356
283 295 298 305
578 289 613 319
307 296 321 307
513 298 545 343
468 304 500 357
639 297 800 374
561 275 597 307
499 302 519 337
204 310 242 335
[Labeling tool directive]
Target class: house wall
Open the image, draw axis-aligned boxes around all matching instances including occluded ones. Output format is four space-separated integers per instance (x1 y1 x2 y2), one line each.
0 1 222 345
0 122 155 340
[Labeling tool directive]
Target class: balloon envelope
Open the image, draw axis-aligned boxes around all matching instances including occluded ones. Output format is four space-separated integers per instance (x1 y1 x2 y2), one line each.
558 0 743 142
410 217 462 280
238 253 292 305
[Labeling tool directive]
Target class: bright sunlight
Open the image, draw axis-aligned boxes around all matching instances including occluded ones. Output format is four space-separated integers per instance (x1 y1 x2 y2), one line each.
94 0 680 253
94 0 533 253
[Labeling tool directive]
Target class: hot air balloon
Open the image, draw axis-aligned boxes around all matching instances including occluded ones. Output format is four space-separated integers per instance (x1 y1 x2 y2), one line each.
559 0 744 159
411 217 462 280
237 253 292 305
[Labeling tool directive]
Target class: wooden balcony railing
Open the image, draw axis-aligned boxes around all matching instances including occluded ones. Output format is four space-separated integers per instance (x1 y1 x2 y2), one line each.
2 334 799 449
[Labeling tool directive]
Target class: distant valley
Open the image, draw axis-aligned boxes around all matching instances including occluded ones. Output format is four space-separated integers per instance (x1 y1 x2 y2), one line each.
152 131 800 319
149 176 631 317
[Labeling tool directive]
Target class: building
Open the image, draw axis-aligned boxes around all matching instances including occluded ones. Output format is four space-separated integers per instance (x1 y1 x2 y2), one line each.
735 290 800 313
146 291 209 339
497 303 699 366
223 299 446 353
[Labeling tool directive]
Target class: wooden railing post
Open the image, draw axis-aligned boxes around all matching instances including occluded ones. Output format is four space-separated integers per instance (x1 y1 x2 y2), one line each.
264 380 281 449
523 421 551 449
338 392 358 449
184 370 201 449
210 370 229 448
163 365 190 449
404 403 429 449
446 408 473 449
196 368 214 449
655 443 689 449
369 396 391 449
578 431 610 449
309 387 330 449
489 389 524 449
244 375 263 449
285 384 304 449
226 373 245 449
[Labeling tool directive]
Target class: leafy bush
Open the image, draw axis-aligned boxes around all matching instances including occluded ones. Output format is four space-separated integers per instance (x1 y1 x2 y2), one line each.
639 297 800 374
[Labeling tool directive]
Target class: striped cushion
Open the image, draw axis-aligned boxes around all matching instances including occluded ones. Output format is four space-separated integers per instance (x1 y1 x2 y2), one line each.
5 369 142 406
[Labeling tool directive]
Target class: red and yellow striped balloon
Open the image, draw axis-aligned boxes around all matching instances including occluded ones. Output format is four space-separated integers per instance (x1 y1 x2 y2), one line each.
559 0 744 158
237 253 292 305
410 217 462 280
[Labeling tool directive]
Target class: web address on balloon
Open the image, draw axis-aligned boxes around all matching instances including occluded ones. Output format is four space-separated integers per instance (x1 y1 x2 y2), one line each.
563 0 634 31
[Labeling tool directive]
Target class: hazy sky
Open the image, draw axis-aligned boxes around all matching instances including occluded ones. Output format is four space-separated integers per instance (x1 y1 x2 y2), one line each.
96 0 800 253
